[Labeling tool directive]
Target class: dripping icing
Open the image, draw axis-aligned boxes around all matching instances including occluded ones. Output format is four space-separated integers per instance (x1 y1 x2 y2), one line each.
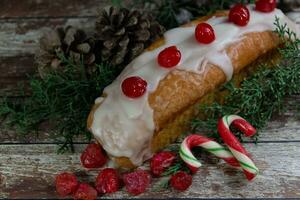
91 5 299 165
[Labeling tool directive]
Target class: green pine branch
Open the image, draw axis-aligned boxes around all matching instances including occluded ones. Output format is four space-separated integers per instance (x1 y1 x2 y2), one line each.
0 54 122 153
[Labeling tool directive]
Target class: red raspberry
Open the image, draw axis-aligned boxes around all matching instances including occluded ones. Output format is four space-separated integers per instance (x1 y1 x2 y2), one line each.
157 46 181 68
73 183 98 200
150 151 176 176
123 170 151 195
55 172 78 197
229 4 250 26
121 76 147 98
195 23 216 44
170 171 192 191
80 143 107 169
95 168 120 194
255 0 276 12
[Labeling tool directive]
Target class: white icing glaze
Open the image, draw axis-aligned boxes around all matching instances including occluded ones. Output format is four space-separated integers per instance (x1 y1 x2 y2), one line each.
90 5 299 165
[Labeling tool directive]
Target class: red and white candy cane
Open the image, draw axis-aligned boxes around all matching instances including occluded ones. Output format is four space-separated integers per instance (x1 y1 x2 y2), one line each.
179 134 240 174
218 114 259 181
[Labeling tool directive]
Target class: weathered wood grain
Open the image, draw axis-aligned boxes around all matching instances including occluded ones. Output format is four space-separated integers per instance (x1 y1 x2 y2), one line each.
0 0 109 18
0 55 35 96
282 1 300 12
0 143 299 198
287 11 300 24
0 55 35 78
0 126 88 145
0 18 96 57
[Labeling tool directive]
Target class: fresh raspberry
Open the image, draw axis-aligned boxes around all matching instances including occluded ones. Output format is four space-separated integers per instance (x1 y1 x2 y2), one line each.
55 172 78 197
195 23 216 44
121 76 148 98
95 168 120 194
157 46 181 68
73 183 98 200
80 143 107 169
123 170 151 195
229 4 250 26
150 151 176 176
170 171 192 191
255 0 276 12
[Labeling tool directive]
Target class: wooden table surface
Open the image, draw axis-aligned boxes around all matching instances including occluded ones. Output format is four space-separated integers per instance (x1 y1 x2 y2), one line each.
0 0 300 199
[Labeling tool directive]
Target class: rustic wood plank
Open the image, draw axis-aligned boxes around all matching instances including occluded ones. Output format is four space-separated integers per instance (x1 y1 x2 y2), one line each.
0 55 35 96
287 12 300 25
0 55 35 78
0 126 88 144
282 1 300 12
0 143 299 198
0 0 109 18
0 18 96 57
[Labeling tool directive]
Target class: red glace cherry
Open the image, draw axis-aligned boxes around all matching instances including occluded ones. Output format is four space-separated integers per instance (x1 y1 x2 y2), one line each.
123 170 151 195
95 168 120 194
255 0 276 12
229 4 250 26
150 151 176 177
195 23 216 44
73 183 98 200
121 76 147 98
170 171 192 191
80 143 107 169
157 46 181 68
55 172 79 197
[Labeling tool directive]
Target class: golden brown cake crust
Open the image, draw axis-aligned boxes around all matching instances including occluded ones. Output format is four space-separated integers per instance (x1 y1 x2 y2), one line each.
88 12 281 169
150 31 279 131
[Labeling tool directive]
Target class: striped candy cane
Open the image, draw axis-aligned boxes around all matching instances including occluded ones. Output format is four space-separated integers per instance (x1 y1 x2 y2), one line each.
179 134 240 174
218 115 259 181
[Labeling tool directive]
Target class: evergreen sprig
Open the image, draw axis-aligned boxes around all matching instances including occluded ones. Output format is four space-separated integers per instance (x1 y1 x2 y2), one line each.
0 54 121 152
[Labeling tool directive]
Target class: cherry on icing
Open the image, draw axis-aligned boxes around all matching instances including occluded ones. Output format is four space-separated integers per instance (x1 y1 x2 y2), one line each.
121 76 147 98
255 0 276 12
195 23 216 44
157 46 181 68
229 4 250 26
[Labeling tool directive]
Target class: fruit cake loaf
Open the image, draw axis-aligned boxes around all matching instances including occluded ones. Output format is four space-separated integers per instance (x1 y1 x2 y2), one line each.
87 4 299 168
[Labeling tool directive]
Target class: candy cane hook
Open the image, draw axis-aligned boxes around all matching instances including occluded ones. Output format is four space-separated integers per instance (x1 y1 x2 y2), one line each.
218 115 259 181
179 134 240 174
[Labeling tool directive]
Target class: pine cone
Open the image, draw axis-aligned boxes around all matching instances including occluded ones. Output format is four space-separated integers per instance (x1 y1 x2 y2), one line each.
35 26 96 78
95 6 165 66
